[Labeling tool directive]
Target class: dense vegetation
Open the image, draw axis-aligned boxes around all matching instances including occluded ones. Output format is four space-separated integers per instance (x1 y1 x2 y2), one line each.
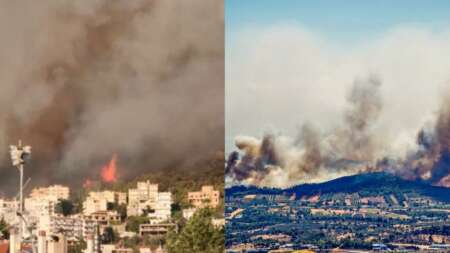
71 155 224 208
0 219 9 239
55 199 75 216
166 208 224 253
66 155 225 252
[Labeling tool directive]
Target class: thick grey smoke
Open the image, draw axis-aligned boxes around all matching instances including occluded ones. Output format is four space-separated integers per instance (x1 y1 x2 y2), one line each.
227 76 450 188
226 76 382 187
393 92 450 186
0 0 224 195
336 75 383 161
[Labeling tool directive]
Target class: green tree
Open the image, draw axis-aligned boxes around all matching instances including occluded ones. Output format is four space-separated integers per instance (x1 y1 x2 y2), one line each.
0 218 9 239
117 203 127 221
101 227 118 244
55 199 74 216
166 208 224 253
68 238 86 253
108 202 127 221
126 216 149 233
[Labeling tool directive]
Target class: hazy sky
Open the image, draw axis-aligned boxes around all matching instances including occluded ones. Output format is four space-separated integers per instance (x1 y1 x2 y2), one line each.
226 1 450 153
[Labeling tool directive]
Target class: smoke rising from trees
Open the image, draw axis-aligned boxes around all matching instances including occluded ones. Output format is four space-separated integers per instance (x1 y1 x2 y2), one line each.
0 0 224 195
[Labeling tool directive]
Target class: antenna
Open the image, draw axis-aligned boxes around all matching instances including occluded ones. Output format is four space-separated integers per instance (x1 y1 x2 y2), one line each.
9 140 32 249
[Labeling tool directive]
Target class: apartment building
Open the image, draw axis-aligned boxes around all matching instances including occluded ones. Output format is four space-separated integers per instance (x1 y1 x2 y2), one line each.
84 210 121 226
139 223 176 237
187 185 220 208
25 197 59 218
128 181 159 203
30 185 70 200
88 191 127 205
38 214 98 243
83 191 126 215
84 197 108 215
0 199 18 225
127 181 172 221
24 185 71 223
148 192 172 223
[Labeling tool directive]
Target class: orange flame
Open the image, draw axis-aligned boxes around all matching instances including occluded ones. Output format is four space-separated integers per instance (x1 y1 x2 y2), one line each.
101 154 118 183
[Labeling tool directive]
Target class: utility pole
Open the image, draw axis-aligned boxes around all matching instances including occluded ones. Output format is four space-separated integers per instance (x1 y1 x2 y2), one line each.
19 163 23 224
9 140 31 243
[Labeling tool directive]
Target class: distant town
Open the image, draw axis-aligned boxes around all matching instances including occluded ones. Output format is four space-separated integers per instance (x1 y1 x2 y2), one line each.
225 173 450 253
0 182 223 253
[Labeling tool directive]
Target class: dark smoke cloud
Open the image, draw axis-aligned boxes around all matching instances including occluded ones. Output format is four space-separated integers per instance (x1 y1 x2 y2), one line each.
432 94 450 184
227 74 450 188
393 92 450 186
226 76 382 187
0 0 224 195
226 135 278 183
335 75 383 161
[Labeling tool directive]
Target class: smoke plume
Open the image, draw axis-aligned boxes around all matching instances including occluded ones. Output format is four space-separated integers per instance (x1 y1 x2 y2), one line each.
227 76 382 187
0 0 224 195
227 77 450 188
226 24 450 188
394 92 450 186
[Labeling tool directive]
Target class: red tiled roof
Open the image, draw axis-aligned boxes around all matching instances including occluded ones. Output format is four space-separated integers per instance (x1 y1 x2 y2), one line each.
0 242 8 253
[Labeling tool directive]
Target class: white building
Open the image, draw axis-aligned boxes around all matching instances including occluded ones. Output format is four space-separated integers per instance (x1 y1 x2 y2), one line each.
84 210 121 226
0 199 18 225
187 185 220 208
127 182 155 215
101 244 116 253
127 181 159 216
38 214 99 243
83 198 108 216
47 233 68 253
88 191 126 205
25 197 57 217
30 185 70 200
83 191 126 215
127 181 172 221
148 192 172 223
23 185 70 221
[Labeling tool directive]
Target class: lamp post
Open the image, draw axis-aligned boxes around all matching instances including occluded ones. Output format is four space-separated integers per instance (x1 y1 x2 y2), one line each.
9 140 31 241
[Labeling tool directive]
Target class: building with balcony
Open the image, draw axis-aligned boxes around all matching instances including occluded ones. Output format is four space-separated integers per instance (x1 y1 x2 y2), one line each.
139 223 176 237
30 185 70 200
127 181 172 220
187 185 220 208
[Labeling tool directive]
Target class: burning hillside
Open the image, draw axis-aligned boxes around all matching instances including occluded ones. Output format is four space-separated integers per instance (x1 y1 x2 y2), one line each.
226 76 450 188
0 0 224 194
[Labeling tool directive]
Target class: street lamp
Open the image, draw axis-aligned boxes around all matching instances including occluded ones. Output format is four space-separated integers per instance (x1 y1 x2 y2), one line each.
9 140 31 241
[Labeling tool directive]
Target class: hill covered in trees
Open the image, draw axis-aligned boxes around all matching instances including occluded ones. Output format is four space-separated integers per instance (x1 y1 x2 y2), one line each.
69 153 224 213
227 172 450 203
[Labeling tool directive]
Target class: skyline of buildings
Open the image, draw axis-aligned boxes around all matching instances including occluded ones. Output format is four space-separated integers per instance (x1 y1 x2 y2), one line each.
0 182 222 253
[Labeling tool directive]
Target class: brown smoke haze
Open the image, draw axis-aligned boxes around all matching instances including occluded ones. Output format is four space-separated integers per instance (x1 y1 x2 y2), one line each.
0 0 224 195
226 24 450 188
227 76 382 187
393 92 450 185
226 76 450 188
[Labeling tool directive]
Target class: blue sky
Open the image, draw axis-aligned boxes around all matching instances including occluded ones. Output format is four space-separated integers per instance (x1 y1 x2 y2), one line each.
226 0 450 44
225 1 450 154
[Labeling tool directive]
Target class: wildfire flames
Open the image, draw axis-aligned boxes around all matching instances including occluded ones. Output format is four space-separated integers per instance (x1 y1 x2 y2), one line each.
100 154 118 183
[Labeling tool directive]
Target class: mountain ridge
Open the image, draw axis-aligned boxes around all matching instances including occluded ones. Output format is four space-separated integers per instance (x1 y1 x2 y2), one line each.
226 172 450 203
